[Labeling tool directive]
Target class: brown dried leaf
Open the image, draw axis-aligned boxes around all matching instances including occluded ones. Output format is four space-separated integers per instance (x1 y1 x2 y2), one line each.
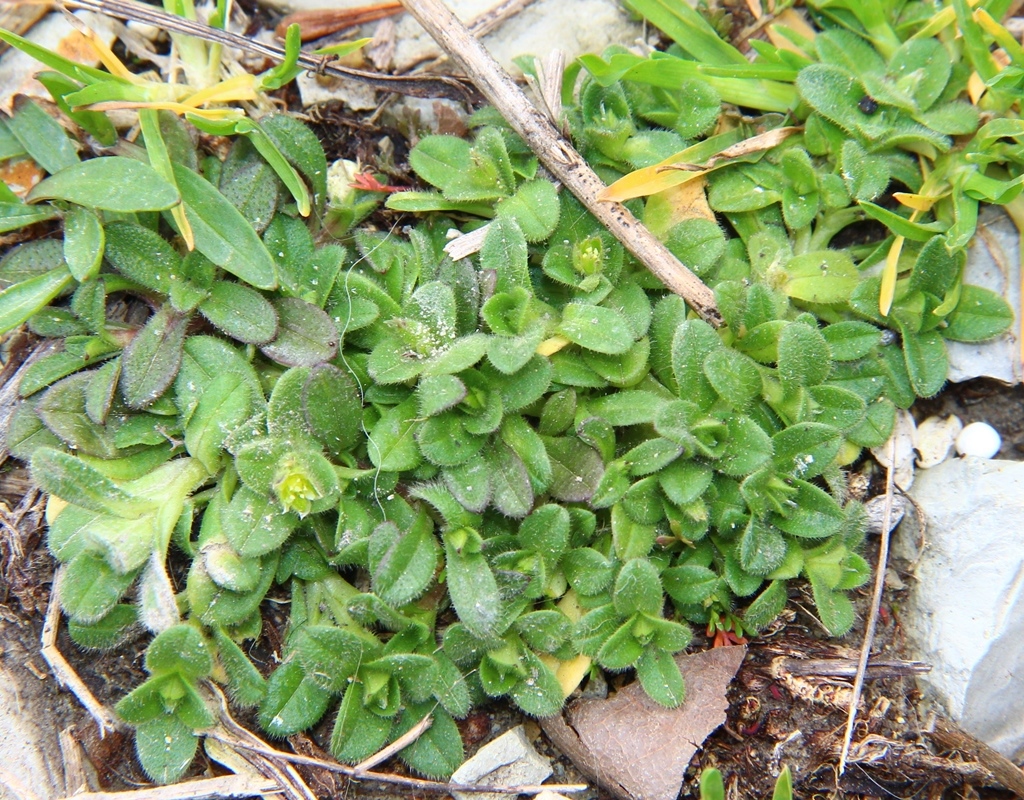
541 646 746 800
659 127 802 172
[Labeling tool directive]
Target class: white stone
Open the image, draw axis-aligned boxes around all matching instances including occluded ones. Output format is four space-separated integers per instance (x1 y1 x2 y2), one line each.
914 415 962 468
451 724 553 800
895 457 1024 760
955 421 1002 459
296 69 380 111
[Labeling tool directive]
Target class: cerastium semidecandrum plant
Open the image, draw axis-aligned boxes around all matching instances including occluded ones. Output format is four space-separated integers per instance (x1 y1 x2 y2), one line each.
0 0 1016 784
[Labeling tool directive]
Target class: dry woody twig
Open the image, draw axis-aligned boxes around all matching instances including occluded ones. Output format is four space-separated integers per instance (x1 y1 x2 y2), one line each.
838 435 897 775
61 0 475 101
398 0 723 326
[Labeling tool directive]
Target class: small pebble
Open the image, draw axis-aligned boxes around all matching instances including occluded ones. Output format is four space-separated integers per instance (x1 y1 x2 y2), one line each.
955 421 1002 459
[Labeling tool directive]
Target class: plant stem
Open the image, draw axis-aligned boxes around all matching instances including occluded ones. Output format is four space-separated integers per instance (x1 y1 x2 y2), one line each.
793 224 812 255
808 207 864 251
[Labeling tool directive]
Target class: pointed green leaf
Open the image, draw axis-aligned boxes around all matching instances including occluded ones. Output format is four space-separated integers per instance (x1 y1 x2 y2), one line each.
303 364 361 458
670 319 720 409
7 97 80 174
36 373 119 457
0 266 73 335
199 281 278 344
543 435 604 502
742 578 788 631
31 447 151 518
810 579 855 635
943 285 1014 342
171 163 277 290
901 328 947 397
738 517 787 575
214 628 267 707
778 323 832 388
294 626 367 692
368 398 422 472
416 413 488 467
68 604 138 650
486 441 533 517
663 564 722 605
258 659 333 737
0 202 59 234
636 647 686 708
145 623 213 679
120 305 189 409
134 713 197 784
369 517 439 607
221 485 300 558
260 297 338 366
508 650 564 717
396 704 464 779
444 528 503 640
703 348 762 409
442 457 492 514
496 179 560 242
480 216 530 294
218 136 281 233
28 157 179 211
771 479 843 538
330 683 393 763
259 114 328 211
773 250 861 303
613 558 663 616
59 551 137 623
559 303 634 355
184 372 252 473
63 207 104 281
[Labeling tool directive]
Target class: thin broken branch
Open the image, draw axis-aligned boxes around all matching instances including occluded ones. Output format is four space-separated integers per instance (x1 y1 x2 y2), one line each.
839 436 897 775
928 717 1024 797
206 730 588 795
398 0 723 326
60 0 475 101
56 775 282 800
352 714 432 774
775 657 930 679
209 687 317 800
40 570 124 737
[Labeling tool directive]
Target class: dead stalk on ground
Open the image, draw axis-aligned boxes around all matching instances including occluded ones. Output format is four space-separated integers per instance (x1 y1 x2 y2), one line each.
838 436 897 775
40 569 124 737
398 0 723 326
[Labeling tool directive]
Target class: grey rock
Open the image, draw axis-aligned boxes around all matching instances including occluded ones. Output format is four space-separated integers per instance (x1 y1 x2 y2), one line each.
895 456 1024 760
947 208 1022 384
863 494 907 535
451 724 553 800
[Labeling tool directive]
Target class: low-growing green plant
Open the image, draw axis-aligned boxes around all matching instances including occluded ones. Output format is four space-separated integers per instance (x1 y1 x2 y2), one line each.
0 0 1016 786
580 0 1018 390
